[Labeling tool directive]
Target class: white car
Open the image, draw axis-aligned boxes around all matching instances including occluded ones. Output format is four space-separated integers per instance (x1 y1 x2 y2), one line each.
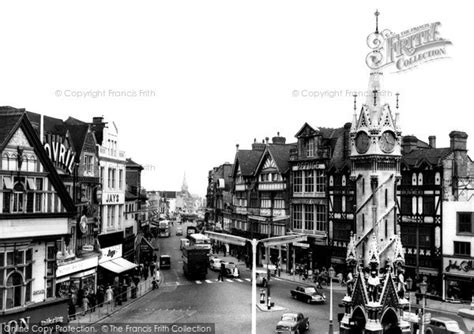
209 257 223 271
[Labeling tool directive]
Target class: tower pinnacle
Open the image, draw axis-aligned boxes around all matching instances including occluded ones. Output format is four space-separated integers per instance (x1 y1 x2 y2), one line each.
182 172 189 193
374 9 380 34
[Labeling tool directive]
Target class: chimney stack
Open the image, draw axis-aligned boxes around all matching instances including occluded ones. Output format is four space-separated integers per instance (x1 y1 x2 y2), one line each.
93 116 104 124
236 144 239 152
265 137 269 145
401 136 419 154
449 131 468 151
272 131 286 144
428 136 436 148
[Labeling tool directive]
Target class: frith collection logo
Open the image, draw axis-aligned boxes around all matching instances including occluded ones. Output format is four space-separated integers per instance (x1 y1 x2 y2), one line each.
366 11 452 72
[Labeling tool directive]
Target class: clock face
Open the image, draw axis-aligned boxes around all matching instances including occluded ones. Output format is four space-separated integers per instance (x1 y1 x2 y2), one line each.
380 131 396 153
355 132 370 154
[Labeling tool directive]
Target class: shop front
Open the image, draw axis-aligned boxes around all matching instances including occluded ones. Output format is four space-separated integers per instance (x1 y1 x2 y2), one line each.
136 235 156 264
98 244 137 286
443 257 474 302
123 226 136 262
0 298 69 332
55 255 99 301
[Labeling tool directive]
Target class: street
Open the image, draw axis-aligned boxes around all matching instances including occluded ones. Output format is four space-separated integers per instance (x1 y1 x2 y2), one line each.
102 222 346 333
101 223 469 334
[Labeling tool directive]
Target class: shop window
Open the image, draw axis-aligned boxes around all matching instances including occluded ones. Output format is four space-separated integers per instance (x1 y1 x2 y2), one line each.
45 245 56 298
6 272 23 308
0 249 33 311
454 241 471 256
457 212 473 234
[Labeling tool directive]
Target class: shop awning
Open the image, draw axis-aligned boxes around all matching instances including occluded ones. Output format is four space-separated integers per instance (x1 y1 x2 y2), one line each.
99 257 137 274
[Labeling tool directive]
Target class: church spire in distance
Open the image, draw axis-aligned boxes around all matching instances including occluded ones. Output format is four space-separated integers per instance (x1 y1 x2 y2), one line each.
181 172 189 193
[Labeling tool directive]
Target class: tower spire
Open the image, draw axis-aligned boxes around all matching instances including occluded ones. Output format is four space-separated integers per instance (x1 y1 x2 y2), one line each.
374 9 380 34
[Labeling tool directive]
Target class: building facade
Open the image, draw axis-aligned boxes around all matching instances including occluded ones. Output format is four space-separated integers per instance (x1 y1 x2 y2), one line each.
0 108 75 325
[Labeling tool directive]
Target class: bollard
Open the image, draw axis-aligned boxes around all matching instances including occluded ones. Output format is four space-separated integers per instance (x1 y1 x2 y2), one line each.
260 289 265 304
267 297 272 310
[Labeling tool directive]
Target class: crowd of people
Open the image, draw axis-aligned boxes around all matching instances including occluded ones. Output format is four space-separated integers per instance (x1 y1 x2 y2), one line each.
68 255 162 320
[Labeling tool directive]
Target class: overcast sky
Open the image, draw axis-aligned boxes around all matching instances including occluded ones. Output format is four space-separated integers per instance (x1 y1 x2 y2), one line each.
0 1 471 196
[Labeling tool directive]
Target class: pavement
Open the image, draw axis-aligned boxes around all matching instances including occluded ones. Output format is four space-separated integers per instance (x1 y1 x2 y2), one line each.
215 252 474 331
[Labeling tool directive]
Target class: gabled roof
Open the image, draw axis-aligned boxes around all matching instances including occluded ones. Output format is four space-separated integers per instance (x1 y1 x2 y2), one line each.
0 107 75 215
64 123 89 158
126 158 144 170
402 147 452 167
0 107 24 149
294 122 319 138
267 144 295 174
26 111 68 137
234 149 263 176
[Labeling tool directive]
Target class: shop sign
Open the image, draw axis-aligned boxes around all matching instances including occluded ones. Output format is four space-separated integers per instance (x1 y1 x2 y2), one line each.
444 258 473 275
41 317 64 326
56 256 98 277
82 245 94 252
293 242 310 248
102 192 125 204
293 162 325 171
33 290 45 296
43 136 75 174
99 244 122 264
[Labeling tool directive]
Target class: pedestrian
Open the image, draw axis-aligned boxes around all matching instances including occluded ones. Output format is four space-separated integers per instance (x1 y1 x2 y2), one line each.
82 294 89 315
105 286 113 305
153 253 157 263
68 296 76 320
144 264 149 280
223 245 227 257
218 262 225 282
97 286 104 307
89 292 96 312
150 261 156 277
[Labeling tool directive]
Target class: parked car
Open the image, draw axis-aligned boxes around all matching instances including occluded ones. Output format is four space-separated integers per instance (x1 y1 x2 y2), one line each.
425 317 465 334
275 312 309 334
209 257 223 271
159 255 171 269
290 285 326 304
223 262 240 278
176 226 183 236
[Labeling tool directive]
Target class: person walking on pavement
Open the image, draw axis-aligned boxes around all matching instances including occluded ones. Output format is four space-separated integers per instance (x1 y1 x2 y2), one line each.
105 286 113 305
150 261 156 277
82 293 89 315
218 262 225 282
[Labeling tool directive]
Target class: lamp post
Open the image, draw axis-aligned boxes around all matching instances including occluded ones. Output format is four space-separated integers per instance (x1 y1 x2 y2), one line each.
419 280 427 334
205 231 307 334
328 266 335 334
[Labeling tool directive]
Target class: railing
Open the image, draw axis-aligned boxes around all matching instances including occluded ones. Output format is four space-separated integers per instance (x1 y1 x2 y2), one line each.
68 277 154 324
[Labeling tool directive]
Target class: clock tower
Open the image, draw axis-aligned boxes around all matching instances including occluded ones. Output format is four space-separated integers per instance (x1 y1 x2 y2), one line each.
349 14 402 267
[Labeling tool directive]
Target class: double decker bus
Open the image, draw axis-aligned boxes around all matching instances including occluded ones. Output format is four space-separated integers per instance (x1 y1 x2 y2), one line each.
188 233 211 252
158 220 170 237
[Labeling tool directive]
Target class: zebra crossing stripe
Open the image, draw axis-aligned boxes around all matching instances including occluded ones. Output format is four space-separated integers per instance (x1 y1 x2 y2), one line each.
235 278 243 282
195 280 202 284
244 278 251 282
226 279 233 282
205 280 213 283
273 277 282 281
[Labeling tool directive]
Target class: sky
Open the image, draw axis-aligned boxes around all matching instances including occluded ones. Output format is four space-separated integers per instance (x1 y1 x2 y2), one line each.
0 1 472 196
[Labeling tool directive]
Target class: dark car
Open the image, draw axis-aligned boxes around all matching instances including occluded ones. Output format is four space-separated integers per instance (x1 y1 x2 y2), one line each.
275 312 309 334
290 285 326 304
425 317 464 334
159 255 171 269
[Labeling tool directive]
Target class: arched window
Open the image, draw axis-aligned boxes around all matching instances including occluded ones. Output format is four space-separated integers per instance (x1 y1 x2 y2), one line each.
12 182 26 213
6 272 23 308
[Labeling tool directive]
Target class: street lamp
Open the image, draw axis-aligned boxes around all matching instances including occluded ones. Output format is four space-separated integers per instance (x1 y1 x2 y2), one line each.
419 279 428 334
205 231 307 334
328 266 335 334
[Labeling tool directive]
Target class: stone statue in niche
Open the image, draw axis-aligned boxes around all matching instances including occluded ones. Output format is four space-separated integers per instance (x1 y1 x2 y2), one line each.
368 270 381 302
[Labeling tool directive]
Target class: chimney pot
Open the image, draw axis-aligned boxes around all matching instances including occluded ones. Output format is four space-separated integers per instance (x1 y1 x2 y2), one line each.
449 131 468 151
265 137 269 144
236 144 239 152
